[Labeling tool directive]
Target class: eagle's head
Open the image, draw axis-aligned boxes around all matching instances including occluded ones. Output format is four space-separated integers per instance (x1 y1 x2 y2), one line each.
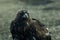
16 10 30 21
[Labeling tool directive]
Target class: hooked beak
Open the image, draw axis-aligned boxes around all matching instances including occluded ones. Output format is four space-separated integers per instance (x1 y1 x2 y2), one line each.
22 14 28 19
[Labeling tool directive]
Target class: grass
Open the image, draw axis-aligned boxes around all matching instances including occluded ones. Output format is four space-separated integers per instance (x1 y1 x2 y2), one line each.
0 0 60 40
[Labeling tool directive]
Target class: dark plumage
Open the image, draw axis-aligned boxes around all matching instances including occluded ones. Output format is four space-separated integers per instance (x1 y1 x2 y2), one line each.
30 18 51 40
10 10 51 40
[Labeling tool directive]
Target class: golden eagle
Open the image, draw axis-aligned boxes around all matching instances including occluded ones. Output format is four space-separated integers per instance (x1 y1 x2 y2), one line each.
10 10 51 40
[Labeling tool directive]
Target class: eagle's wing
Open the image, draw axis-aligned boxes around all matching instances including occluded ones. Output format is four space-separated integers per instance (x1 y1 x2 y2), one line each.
32 18 49 36
32 18 45 27
10 20 18 39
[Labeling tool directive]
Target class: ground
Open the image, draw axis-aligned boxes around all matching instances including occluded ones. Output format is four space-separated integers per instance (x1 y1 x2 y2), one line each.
0 0 60 40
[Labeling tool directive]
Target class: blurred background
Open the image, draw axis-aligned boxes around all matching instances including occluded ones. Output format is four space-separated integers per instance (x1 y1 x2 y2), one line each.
0 0 60 40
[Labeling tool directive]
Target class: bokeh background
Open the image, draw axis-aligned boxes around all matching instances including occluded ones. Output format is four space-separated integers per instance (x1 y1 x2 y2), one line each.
0 0 60 40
